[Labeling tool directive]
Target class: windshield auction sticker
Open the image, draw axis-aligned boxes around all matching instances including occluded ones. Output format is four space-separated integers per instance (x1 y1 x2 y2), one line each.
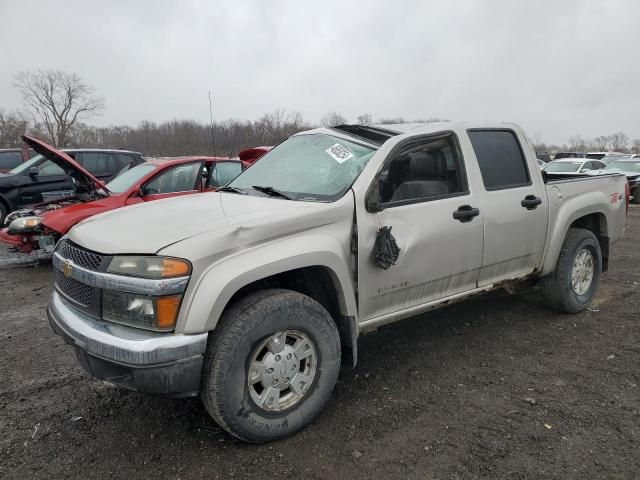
325 143 354 163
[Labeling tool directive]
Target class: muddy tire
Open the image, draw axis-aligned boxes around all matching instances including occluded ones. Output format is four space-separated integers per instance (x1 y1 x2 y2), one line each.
541 228 602 313
631 187 640 205
201 288 341 443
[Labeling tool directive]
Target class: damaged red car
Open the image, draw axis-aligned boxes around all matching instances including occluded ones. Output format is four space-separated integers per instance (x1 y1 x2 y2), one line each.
1 136 246 253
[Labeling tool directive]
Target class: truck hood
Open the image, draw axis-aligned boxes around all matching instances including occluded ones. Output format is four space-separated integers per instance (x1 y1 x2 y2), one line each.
23 135 104 191
67 192 341 254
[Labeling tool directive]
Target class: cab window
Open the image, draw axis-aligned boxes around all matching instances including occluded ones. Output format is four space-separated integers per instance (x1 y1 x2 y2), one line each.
142 163 201 195
208 162 243 187
377 133 468 206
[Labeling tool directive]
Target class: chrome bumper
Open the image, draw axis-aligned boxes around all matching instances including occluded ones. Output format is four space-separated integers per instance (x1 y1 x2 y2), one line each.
48 291 208 397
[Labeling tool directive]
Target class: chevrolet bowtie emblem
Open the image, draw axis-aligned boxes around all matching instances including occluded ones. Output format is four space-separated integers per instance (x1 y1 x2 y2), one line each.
63 260 73 278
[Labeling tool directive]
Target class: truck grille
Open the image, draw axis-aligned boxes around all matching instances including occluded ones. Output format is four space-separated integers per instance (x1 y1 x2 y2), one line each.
54 240 108 316
55 269 94 307
56 240 105 271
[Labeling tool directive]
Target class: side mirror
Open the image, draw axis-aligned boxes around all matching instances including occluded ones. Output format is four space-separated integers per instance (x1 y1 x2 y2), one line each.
138 186 146 197
581 168 591 173
27 167 39 177
365 181 383 213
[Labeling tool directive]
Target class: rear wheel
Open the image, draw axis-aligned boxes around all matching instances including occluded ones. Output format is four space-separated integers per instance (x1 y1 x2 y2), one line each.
201 288 341 443
541 228 602 313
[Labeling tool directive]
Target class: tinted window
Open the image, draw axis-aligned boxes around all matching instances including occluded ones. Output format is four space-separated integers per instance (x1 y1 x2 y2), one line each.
468 130 530 190
143 163 201 195
378 133 467 205
78 153 112 173
0 152 23 169
209 162 243 187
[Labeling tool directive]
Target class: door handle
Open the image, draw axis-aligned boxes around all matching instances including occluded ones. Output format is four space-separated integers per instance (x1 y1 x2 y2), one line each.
453 205 480 223
521 195 542 210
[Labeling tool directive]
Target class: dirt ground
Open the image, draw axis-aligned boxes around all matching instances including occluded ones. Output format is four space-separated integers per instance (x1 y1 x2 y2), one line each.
1 209 639 480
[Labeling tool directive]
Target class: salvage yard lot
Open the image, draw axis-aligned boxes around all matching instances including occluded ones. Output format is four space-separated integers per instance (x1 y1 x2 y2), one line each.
1 209 639 479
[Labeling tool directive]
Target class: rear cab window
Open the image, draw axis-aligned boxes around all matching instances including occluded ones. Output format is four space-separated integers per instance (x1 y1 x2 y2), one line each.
468 130 531 190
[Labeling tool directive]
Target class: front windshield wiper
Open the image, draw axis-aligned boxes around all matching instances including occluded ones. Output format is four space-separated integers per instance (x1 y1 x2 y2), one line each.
251 185 293 200
218 186 247 195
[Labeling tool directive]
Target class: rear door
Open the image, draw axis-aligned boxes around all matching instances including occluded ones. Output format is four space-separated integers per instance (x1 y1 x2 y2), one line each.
74 152 116 182
467 129 548 286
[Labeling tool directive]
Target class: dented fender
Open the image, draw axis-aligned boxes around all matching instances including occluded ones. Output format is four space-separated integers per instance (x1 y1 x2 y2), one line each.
171 234 358 334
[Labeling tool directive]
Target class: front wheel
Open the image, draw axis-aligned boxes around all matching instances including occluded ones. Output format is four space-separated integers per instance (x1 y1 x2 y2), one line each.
201 289 341 443
541 228 602 313
631 187 640 205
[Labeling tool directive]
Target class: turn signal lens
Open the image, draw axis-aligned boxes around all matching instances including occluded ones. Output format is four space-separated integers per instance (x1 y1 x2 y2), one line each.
156 295 182 329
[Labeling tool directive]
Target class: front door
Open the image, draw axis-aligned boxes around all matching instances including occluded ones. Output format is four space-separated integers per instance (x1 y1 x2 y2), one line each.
357 132 484 321
17 159 73 207
467 129 548 286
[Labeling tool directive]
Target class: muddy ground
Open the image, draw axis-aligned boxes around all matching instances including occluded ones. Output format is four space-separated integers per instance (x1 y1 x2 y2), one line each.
1 209 639 480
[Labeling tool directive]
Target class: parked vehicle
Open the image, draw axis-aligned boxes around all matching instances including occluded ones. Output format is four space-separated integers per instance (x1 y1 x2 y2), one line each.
586 151 624 160
536 151 551 163
589 158 640 204
239 146 272 165
596 154 633 165
554 152 586 159
542 158 606 176
0 146 37 173
1 137 245 252
0 138 144 224
47 122 627 443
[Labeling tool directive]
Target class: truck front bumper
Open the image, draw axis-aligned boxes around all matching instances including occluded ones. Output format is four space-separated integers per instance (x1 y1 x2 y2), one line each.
48 291 208 397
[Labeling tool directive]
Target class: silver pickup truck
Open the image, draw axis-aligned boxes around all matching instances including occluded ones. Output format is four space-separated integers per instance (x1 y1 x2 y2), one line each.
47 122 627 442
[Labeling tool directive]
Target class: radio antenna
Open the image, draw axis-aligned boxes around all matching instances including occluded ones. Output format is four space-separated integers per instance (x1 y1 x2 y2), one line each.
208 91 216 156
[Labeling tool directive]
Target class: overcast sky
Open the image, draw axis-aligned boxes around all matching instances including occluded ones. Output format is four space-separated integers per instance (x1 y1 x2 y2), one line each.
1 0 638 144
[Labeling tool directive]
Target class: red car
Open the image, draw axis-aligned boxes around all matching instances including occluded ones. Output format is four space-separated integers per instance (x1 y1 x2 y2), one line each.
1 136 246 253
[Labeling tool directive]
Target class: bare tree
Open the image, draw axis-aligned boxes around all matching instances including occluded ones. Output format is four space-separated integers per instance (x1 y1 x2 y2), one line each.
568 135 587 152
608 132 629 151
0 110 29 147
320 111 347 127
633 138 640 154
357 114 373 125
13 70 104 147
594 136 609 151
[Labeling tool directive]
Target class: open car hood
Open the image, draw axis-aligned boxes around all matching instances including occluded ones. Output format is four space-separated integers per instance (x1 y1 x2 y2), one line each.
22 135 105 192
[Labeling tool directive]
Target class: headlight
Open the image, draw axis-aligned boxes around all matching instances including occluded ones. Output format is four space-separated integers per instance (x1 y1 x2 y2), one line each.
7 216 42 234
107 256 191 278
102 290 182 331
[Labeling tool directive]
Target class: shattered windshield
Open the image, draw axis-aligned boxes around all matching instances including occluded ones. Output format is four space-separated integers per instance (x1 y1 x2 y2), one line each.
229 134 376 201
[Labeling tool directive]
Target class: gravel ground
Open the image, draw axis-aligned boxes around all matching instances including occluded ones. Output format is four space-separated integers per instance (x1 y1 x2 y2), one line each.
1 208 639 479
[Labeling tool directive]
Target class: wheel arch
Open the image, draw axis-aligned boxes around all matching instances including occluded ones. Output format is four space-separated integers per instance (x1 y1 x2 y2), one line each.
177 241 359 363
541 208 609 276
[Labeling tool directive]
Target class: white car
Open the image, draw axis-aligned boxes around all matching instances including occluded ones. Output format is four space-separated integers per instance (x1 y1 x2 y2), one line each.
542 158 606 175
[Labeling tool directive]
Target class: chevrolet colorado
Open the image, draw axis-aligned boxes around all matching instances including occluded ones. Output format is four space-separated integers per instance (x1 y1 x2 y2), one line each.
47 122 627 442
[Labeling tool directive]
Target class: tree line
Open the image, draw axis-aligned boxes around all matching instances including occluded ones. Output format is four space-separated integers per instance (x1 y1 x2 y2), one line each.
2 69 639 157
